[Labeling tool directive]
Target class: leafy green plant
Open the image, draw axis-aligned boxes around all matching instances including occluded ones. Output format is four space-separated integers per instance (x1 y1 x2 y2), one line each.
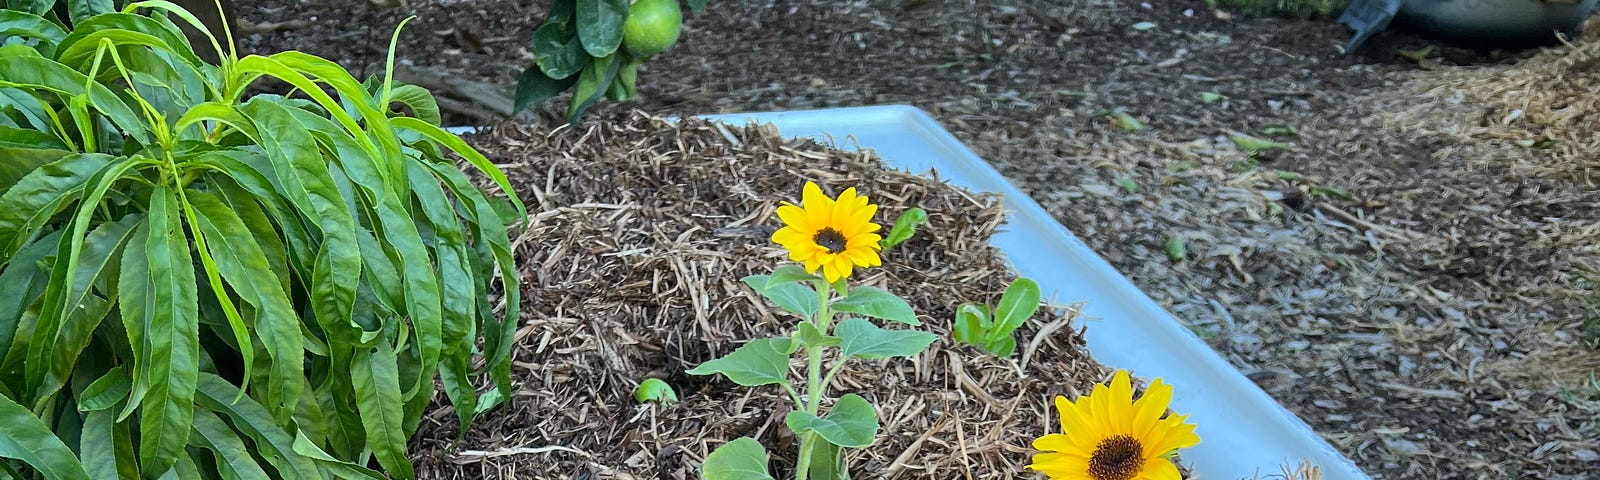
691 265 935 478
877 207 926 253
690 182 934 479
953 277 1040 357
0 2 523 478
514 0 706 124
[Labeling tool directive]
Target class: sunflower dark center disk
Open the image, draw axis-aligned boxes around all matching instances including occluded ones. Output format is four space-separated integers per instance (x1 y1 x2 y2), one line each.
1088 435 1143 480
812 227 848 254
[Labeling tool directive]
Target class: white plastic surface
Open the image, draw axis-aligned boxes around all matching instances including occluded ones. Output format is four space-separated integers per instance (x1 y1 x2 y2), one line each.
700 106 1370 480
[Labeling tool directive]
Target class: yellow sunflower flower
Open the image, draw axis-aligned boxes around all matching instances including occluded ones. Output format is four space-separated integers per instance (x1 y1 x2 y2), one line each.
1028 370 1200 480
771 181 883 283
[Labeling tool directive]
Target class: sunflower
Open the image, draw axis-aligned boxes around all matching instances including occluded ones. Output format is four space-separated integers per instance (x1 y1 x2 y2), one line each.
1028 370 1200 480
771 181 883 282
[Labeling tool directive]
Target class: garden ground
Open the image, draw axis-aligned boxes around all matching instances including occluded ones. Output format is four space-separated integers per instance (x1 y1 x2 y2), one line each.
239 0 1600 477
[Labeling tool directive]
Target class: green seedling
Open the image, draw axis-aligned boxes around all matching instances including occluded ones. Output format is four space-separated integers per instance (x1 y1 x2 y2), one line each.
1309 185 1351 200
1262 124 1298 137
880 207 928 253
635 378 679 406
1200 92 1228 104
1117 177 1139 194
1166 236 1188 262
953 278 1042 357
1231 134 1290 156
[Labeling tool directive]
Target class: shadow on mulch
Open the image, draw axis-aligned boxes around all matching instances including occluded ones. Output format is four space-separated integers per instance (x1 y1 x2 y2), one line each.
409 112 1125 478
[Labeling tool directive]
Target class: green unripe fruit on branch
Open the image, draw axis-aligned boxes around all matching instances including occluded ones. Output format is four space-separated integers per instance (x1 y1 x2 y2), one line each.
622 0 682 56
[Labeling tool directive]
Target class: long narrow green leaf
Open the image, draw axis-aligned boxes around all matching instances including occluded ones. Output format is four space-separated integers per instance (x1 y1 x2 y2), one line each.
186 188 305 419
415 160 519 398
0 154 114 264
189 409 272 480
314 365 365 462
291 431 387 480
391 117 527 222
0 56 150 145
193 374 320 478
136 185 199 475
113 222 150 421
0 230 60 358
79 409 137 479
0 392 90 479
406 162 477 436
238 98 362 346
352 345 414 479
28 213 140 403
284 107 441 400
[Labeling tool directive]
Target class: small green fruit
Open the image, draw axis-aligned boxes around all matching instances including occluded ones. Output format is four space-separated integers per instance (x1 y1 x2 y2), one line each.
622 0 682 56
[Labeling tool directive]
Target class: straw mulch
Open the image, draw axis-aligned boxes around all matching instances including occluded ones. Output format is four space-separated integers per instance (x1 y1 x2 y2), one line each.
408 112 1117 478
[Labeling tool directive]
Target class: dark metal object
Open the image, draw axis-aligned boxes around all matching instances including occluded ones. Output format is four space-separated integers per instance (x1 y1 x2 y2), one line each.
1339 0 1402 52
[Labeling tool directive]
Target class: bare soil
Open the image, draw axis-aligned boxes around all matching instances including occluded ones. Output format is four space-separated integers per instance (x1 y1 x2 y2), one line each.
238 0 1600 478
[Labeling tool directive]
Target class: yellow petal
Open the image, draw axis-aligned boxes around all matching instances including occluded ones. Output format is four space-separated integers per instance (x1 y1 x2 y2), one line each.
1137 457 1181 480
776 204 809 231
844 203 878 236
832 187 858 227
1027 452 1094 479
1108 370 1134 434
1131 377 1173 438
832 257 854 281
822 261 842 283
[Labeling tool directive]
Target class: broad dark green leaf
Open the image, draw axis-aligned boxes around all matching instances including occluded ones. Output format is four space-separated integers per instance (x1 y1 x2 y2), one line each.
513 63 577 114
315 368 367 461
702 437 774 480
77 367 131 412
834 318 935 360
565 52 618 124
831 286 919 326
802 439 841 480
741 275 818 319
353 345 415 479
574 0 628 57
193 373 320 478
0 392 91 479
0 10 68 55
532 21 588 80
135 186 199 475
66 0 115 24
79 409 137 480
783 394 879 448
685 337 791 387
189 409 272 480
186 188 305 417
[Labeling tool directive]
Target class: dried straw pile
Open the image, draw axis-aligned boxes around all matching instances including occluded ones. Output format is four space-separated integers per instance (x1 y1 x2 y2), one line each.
409 112 1116 478
1405 24 1600 176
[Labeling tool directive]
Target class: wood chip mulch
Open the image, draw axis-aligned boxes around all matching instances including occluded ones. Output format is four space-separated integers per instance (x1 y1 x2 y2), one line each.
408 112 1122 478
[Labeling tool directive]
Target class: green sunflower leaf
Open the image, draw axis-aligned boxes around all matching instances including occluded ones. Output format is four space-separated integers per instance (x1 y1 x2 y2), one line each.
835 318 935 361
831 286 918 326
783 394 879 448
686 337 790 387
764 265 820 289
791 321 840 354
702 437 774 480
742 275 819 319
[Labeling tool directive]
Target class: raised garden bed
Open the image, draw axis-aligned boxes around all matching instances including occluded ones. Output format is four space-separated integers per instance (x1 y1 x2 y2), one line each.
415 108 1366 479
